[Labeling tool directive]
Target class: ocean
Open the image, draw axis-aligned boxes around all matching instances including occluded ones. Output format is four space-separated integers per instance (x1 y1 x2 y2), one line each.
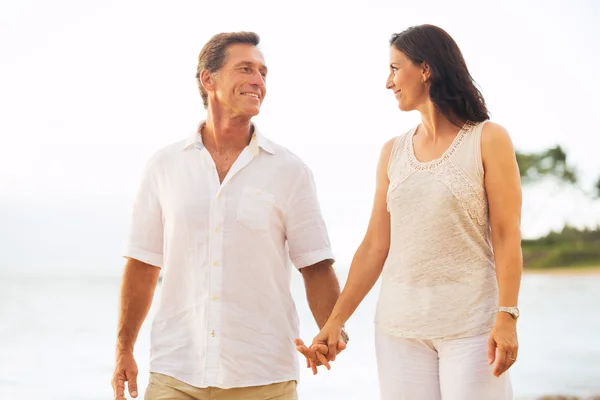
0 269 599 399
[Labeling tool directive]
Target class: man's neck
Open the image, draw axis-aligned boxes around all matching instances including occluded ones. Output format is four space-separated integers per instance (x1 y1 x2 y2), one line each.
201 112 254 152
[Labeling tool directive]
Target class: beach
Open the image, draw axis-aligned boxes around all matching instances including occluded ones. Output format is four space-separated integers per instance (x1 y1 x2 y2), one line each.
523 266 600 276
0 267 599 399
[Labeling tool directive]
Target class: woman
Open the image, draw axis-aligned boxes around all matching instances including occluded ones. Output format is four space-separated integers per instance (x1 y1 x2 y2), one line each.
296 24 522 399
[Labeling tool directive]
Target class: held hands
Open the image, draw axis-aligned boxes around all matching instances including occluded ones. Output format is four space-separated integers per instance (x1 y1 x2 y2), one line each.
488 313 519 377
294 323 347 375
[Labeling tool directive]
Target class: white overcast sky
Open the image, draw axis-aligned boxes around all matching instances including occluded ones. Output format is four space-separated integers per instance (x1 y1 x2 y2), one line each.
1 0 599 275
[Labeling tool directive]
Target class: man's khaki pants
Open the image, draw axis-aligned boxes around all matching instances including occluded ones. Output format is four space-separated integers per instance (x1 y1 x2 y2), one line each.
145 372 298 400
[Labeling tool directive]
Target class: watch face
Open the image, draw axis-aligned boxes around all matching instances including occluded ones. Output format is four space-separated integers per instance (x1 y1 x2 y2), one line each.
513 308 520 318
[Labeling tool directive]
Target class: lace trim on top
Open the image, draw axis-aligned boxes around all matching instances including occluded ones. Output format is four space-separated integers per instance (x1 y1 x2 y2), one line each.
430 159 488 225
387 123 488 225
387 134 414 210
406 123 469 170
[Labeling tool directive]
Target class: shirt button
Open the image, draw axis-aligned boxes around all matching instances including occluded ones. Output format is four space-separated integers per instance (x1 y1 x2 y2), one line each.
214 227 220 233
211 330 216 337
212 296 217 301
213 261 219 267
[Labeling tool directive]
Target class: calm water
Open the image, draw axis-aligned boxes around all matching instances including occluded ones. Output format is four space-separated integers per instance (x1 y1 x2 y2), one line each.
0 270 599 400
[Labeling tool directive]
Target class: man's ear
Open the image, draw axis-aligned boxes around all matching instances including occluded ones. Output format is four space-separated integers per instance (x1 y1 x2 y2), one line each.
200 69 216 92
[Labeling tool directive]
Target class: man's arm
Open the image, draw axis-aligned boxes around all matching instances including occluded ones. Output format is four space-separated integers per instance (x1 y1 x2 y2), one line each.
300 259 340 330
283 161 341 371
295 138 394 372
114 154 163 399
297 259 345 372
117 258 161 353
284 162 339 330
112 258 160 400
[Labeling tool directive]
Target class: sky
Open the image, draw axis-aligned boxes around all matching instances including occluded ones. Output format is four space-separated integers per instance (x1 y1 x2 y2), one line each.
1 0 599 276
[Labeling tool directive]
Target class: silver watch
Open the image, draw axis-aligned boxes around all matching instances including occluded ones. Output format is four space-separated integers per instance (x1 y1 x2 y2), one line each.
340 326 349 344
498 306 520 319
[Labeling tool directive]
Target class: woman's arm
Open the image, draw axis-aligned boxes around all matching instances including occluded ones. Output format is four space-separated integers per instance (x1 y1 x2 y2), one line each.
481 121 523 377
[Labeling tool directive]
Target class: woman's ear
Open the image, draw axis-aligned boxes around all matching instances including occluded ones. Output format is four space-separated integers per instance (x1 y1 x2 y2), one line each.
421 62 431 83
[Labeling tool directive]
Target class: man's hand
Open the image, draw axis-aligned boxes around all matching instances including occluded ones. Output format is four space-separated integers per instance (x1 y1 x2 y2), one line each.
294 324 347 375
295 338 327 374
112 351 139 400
295 338 345 374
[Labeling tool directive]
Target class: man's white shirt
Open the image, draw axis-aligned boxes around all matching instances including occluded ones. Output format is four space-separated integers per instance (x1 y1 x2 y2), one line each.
123 123 334 388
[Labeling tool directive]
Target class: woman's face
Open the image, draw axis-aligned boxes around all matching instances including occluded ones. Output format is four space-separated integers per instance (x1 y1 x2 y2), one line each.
386 46 429 112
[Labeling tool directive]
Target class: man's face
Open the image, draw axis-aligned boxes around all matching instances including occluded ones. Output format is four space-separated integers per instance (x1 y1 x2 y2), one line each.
211 43 267 117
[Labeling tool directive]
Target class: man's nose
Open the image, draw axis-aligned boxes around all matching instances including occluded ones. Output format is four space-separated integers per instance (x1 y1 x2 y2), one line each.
249 71 265 88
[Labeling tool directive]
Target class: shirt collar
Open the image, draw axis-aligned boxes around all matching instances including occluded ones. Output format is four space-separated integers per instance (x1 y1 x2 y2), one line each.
183 121 275 155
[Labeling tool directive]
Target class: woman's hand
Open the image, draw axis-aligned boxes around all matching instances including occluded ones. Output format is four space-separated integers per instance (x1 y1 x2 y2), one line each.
488 313 519 377
295 323 347 375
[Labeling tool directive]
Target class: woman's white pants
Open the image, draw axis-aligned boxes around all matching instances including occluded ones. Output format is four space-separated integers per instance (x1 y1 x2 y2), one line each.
375 329 514 400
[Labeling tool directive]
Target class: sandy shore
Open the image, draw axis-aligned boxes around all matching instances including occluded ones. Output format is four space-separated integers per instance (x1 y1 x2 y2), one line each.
524 266 600 276
533 396 600 400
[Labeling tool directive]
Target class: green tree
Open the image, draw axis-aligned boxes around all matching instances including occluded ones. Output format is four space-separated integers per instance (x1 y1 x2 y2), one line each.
515 146 600 268
516 145 600 197
516 145 578 185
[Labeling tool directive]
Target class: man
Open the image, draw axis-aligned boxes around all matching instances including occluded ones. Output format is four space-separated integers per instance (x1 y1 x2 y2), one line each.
111 32 346 400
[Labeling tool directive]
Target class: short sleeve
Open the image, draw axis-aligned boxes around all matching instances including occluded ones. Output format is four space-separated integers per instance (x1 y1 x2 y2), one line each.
285 163 335 269
122 159 164 267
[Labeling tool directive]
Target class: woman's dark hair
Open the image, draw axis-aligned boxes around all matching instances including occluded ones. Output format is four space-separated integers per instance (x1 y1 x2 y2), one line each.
390 25 489 126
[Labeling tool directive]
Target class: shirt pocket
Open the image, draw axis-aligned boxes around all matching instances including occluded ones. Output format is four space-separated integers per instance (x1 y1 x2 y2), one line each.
236 186 275 231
